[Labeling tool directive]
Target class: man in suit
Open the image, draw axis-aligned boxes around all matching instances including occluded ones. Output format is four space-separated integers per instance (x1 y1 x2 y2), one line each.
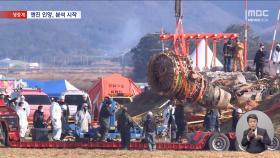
241 114 271 153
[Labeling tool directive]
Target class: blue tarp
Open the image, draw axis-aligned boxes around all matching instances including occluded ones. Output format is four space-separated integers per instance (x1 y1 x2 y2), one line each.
23 80 78 97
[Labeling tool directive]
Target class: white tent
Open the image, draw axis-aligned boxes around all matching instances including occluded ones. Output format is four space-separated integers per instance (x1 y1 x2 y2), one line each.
190 39 223 71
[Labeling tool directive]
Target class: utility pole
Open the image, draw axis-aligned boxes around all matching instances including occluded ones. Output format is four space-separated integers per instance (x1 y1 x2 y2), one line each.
161 27 165 52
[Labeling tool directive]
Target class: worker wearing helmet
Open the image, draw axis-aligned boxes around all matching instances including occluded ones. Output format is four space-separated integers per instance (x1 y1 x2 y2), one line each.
50 101 62 141
231 108 243 132
272 43 280 75
163 102 175 128
18 95 30 117
75 103 91 136
16 101 28 139
233 38 244 72
167 104 177 143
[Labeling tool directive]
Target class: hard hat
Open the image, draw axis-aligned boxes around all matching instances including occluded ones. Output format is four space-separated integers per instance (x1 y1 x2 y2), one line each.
236 108 243 114
61 105 67 110
147 111 153 116
83 94 87 98
276 43 280 48
60 96 65 100
19 95 25 101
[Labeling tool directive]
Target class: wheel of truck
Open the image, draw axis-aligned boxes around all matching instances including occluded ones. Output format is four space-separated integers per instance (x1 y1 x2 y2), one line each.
208 133 230 151
0 124 8 146
234 139 245 151
268 134 280 151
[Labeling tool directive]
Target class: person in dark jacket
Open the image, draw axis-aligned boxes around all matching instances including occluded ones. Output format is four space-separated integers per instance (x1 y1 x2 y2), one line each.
143 111 157 151
117 107 134 149
33 105 45 128
232 108 243 132
98 97 113 141
174 101 186 142
203 109 220 132
223 39 234 72
254 43 267 79
241 114 271 153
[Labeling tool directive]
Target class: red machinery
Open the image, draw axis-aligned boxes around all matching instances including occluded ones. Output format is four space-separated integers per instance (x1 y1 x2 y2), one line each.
0 97 277 150
160 33 239 70
0 98 236 150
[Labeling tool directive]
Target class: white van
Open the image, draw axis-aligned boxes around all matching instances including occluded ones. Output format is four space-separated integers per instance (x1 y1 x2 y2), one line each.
61 90 92 120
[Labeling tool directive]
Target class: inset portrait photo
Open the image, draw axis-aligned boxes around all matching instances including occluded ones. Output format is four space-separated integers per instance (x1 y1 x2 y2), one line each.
235 110 274 154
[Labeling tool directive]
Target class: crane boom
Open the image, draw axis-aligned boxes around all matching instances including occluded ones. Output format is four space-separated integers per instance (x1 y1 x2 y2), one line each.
175 0 182 22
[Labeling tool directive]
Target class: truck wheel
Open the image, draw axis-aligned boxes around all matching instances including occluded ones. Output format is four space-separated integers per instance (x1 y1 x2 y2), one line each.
208 133 230 151
0 124 8 146
268 134 280 151
234 139 245 151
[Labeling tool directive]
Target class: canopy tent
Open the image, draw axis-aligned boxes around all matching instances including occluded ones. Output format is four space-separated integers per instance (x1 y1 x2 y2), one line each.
190 39 223 71
23 80 78 97
88 73 141 111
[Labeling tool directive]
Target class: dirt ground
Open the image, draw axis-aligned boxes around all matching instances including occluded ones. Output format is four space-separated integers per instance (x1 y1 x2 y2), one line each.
0 148 279 158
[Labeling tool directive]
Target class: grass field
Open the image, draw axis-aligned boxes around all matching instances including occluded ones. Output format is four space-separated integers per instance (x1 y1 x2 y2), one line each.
0 148 279 158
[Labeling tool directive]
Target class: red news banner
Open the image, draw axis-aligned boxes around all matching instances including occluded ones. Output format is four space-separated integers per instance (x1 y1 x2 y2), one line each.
0 11 27 19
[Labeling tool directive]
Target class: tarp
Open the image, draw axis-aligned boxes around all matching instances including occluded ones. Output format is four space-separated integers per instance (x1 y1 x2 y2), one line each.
88 74 142 112
23 80 78 97
190 39 223 71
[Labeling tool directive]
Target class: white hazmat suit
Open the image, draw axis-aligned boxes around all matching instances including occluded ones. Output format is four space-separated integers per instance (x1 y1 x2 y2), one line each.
18 96 30 117
75 109 91 133
16 105 28 138
50 102 62 141
163 104 175 127
272 44 280 74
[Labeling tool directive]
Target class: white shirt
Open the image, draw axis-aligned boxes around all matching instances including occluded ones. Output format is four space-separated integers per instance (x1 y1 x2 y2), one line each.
75 110 91 133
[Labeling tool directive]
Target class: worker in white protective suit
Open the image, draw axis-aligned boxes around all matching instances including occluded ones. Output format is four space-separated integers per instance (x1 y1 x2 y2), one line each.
163 103 175 127
16 102 28 138
272 43 280 75
50 101 62 141
18 95 30 117
75 103 91 137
